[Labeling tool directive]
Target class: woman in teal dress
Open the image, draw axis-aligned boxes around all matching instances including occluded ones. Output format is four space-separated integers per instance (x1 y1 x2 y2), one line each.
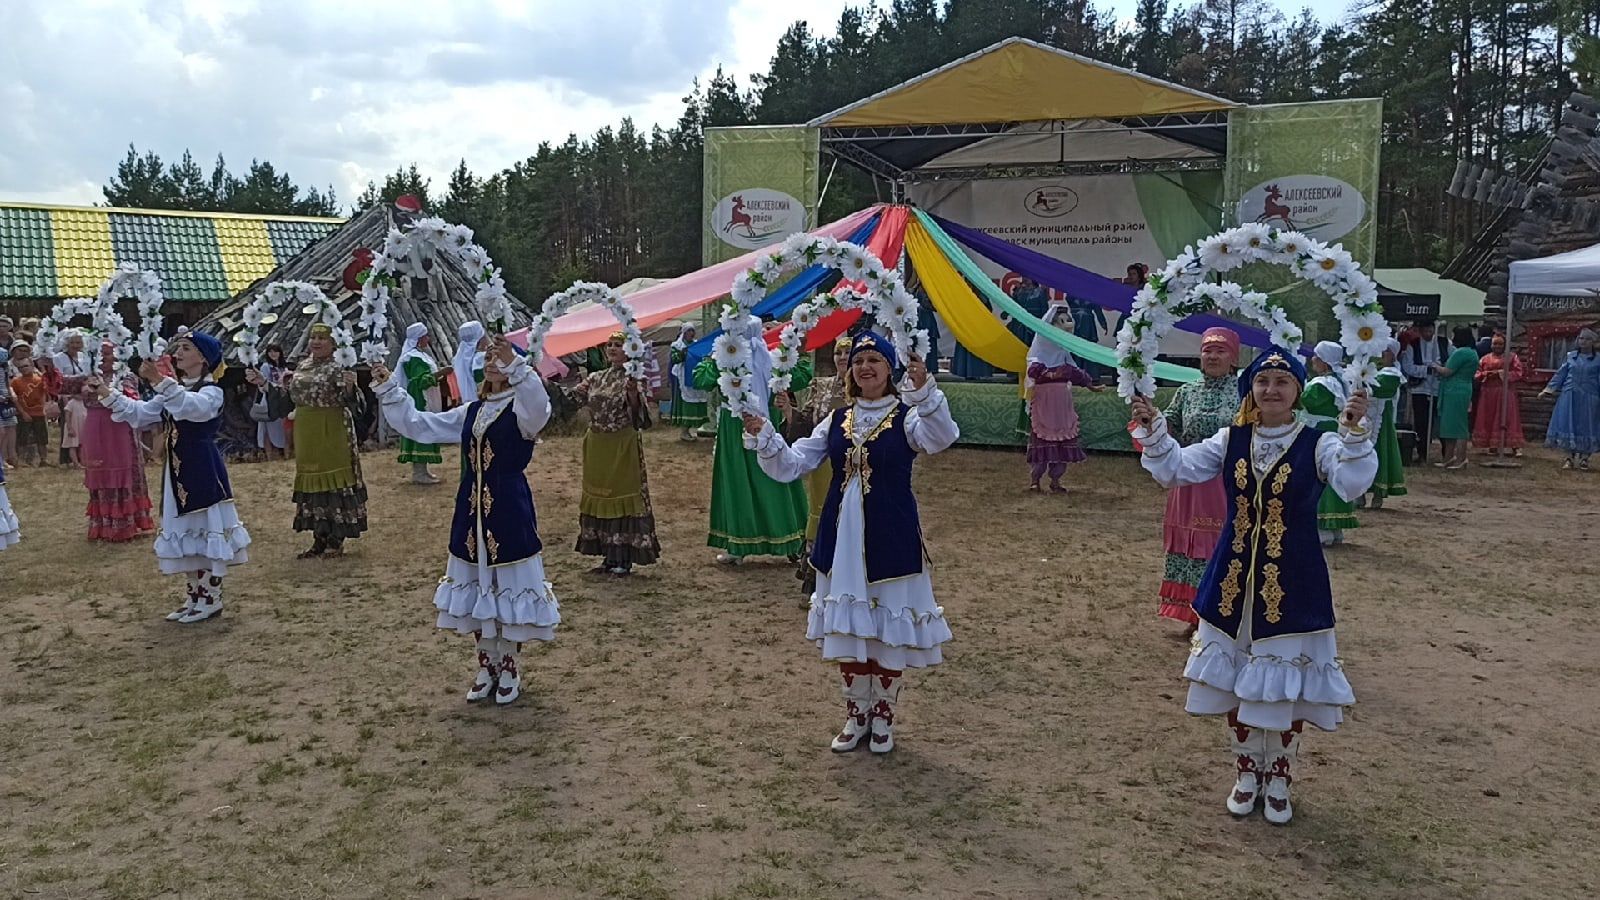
693 345 813 564
1434 326 1480 469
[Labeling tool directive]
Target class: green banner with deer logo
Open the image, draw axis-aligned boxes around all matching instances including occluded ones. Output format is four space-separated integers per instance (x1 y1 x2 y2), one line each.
702 126 820 267
1224 99 1384 342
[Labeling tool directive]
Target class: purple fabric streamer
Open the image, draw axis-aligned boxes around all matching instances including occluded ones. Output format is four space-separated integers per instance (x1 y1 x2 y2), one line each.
933 213 1282 349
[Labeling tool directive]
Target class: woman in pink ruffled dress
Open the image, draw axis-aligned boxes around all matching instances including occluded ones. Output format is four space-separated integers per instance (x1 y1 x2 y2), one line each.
1025 304 1101 493
81 342 154 542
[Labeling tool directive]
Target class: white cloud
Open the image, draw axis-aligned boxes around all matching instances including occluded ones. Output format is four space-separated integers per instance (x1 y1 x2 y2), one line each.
0 0 858 207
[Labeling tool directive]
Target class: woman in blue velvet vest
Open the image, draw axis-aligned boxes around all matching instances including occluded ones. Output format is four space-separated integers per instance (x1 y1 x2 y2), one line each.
1130 348 1375 825
100 333 252 624
743 331 960 755
371 328 557 708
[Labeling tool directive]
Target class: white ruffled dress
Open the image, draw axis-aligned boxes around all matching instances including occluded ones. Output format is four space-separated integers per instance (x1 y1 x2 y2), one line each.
1136 418 1376 731
749 380 960 670
376 356 561 644
107 377 251 577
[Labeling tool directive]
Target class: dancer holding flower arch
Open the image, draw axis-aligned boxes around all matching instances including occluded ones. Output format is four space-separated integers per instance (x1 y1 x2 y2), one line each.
1303 342 1359 546
371 330 558 706
574 331 662 576
742 333 958 754
394 323 444 484
1130 349 1374 824
98 333 251 624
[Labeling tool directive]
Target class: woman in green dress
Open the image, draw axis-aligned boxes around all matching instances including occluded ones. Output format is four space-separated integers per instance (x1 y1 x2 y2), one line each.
693 342 813 564
575 333 662 576
1366 339 1407 508
395 323 443 484
666 325 709 441
1302 342 1358 546
1434 326 1480 469
281 324 368 557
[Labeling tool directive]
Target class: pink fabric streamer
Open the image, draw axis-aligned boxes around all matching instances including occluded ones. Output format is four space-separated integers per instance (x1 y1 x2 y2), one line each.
508 206 883 357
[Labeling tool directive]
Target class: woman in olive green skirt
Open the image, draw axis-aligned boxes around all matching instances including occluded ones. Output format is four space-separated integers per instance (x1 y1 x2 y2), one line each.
575 334 661 575
693 350 813 564
285 325 368 557
782 336 850 594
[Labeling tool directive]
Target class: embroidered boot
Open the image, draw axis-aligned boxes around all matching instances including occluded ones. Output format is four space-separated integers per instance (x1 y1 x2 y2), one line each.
467 634 498 703
495 640 522 706
868 669 903 754
1262 722 1304 825
168 571 203 621
178 572 224 623
1225 710 1265 816
830 664 873 752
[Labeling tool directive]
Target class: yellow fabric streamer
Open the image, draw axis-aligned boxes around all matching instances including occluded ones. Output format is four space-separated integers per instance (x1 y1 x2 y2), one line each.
904 218 1030 373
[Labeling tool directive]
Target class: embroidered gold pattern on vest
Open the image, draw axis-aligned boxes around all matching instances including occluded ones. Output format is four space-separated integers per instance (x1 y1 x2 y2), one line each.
1261 563 1285 623
1219 559 1243 616
1233 457 1249 490
841 406 897 497
480 490 493 517
1264 499 1286 559
486 532 500 564
1230 496 1251 553
1271 462 1292 495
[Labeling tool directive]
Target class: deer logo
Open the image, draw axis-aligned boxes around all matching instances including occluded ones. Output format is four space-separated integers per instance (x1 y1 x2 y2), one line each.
1256 184 1296 229
723 195 754 235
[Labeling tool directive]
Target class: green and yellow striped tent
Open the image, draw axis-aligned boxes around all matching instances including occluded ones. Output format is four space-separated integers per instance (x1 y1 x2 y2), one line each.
0 202 342 316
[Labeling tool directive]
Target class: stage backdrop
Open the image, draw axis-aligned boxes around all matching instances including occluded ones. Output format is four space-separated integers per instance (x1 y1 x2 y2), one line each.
908 171 1223 355
701 126 820 267
1224 99 1384 343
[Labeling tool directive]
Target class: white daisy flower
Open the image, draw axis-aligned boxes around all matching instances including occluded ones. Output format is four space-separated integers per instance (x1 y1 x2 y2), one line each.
1351 359 1380 389
333 346 358 368
1270 321 1302 350
625 361 646 380
772 345 799 370
1234 222 1273 256
623 335 647 359
769 374 792 395
713 334 752 370
1340 310 1390 358
910 330 932 360
778 326 804 350
716 369 749 399
754 255 783 284
1274 231 1311 262
794 305 822 331
731 273 763 309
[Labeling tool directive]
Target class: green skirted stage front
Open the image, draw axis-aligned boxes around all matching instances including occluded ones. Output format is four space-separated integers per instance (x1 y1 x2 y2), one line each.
941 381 1179 453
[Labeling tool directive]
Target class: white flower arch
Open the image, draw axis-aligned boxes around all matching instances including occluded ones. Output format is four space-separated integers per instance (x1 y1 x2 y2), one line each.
235 281 353 367
528 282 649 382
1115 223 1390 400
360 217 513 363
718 232 924 413
37 264 151 370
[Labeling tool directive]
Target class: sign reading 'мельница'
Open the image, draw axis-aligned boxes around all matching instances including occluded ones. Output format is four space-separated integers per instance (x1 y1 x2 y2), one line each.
1236 175 1367 242
712 189 808 251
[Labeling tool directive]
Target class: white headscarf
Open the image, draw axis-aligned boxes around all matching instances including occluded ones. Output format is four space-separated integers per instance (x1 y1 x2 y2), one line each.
1313 340 1344 368
1027 303 1076 369
670 324 709 402
453 321 486 404
744 316 775 414
396 323 435 391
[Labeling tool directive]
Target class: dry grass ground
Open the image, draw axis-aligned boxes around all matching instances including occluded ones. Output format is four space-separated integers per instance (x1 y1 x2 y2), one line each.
0 428 1596 899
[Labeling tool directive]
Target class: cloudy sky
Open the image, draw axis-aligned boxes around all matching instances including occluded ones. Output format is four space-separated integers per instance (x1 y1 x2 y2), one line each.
0 0 1357 210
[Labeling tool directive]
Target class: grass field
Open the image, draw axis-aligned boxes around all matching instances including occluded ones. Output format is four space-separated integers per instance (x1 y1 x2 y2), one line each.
1 428 1596 899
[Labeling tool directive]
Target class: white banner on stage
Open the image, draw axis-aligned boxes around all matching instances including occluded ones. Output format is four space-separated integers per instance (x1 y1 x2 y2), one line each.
909 175 1201 357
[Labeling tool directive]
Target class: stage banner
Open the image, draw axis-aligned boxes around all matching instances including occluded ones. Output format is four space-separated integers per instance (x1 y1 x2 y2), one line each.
701 126 820 267
907 172 1221 355
1225 99 1384 343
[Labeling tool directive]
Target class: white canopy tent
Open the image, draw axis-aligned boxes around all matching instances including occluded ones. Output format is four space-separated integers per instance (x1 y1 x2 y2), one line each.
1508 242 1600 297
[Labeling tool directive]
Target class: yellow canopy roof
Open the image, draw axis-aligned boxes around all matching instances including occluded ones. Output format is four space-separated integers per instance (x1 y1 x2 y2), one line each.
812 38 1236 129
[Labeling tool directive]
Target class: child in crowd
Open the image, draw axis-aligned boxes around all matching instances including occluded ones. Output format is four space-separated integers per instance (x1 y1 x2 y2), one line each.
9 357 50 467
62 383 89 468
